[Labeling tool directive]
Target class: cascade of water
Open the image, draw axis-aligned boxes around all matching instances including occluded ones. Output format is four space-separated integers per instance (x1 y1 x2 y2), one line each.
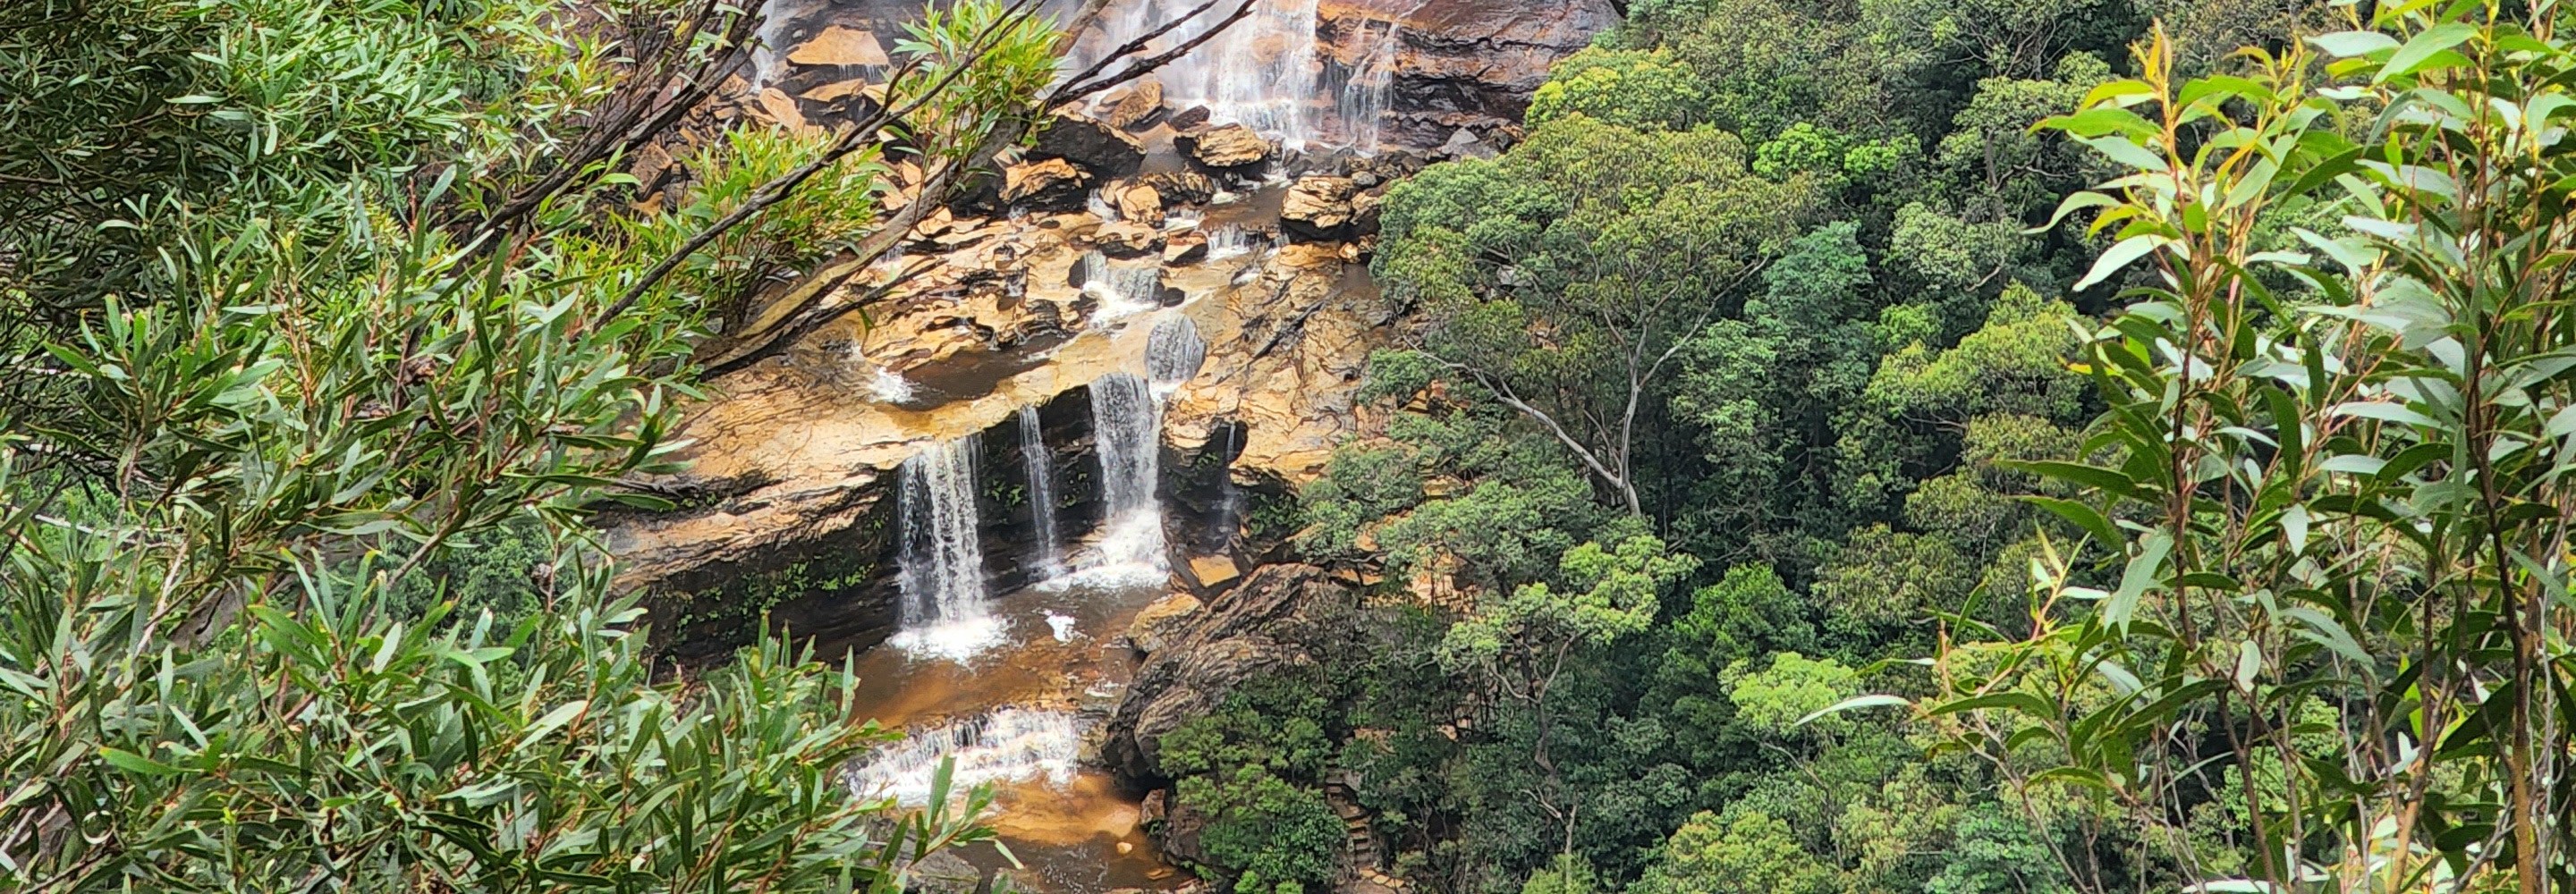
1086 188 1121 222
890 439 1004 660
1332 16 1406 152
869 366 918 405
1214 422 1245 547
1146 316 1208 398
1081 0 1326 151
845 707 1080 805
1080 252 1165 323
1017 406 1063 578
1204 224 1259 261
1088 372 1167 577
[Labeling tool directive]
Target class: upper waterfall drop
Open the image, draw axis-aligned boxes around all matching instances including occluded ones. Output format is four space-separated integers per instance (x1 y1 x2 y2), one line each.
889 439 1006 661
1075 0 1402 154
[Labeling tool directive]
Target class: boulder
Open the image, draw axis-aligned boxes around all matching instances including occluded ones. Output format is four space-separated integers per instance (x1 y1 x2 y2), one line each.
1000 158 1091 212
1106 78 1166 131
1137 171 1217 206
1117 184 1165 227
1189 554 1242 590
1162 235 1208 266
1127 592 1204 654
1280 176 1357 241
1180 123 1274 169
1101 564 1360 781
1167 105 1214 131
1032 114 1145 176
788 25 890 68
1436 127 1501 161
901 848 982 894
1093 221 1165 259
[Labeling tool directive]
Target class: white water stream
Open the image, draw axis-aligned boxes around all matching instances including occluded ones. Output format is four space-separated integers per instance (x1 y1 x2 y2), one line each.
845 706 1082 806
1019 405 1066 578
890 439 1007 661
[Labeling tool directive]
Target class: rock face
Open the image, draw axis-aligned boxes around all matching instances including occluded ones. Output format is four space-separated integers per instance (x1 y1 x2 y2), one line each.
1126 592 1204 654
1319 0 1621 148
1180 123 1276 169
1100 564 1360 782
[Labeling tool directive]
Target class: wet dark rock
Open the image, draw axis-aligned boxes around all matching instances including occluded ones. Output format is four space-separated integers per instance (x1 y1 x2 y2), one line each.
1167 105 1214 131
1032 113 1147 177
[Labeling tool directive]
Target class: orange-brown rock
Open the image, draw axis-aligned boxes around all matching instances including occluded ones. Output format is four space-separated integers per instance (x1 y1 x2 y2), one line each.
1092 220 1165 259
1116 184 1165 226
787 25 890 68
1001 158 1090 211
1105 78 1165 131
1280 175 1356 240
1178 123 1274 169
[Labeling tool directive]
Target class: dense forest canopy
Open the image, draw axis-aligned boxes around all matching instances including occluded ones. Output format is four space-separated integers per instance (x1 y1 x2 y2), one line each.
3 0 2573 892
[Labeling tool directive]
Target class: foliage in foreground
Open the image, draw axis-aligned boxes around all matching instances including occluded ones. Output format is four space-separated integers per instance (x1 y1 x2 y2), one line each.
1907 6 2576 891
0 0 1063 889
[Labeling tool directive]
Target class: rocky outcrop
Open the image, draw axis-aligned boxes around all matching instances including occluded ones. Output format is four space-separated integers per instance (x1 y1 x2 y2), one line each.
1126 592 1204 654
1100 564 1360 782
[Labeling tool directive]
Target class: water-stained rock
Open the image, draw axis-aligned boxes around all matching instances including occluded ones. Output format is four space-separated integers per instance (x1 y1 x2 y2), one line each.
1093 221 1165 259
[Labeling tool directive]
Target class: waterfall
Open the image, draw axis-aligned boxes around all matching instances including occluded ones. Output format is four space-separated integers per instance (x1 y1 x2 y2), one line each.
1204 224 1258 261
1088 372 1168 578
1087 187 1121 222
845 707 1080 806
1018 406 1064 578
1080 252 1165 323
890 439 1005 661
1081 0 1326 151
1333 16 1406 152
1215 422 1244 547
1147 316 1208 398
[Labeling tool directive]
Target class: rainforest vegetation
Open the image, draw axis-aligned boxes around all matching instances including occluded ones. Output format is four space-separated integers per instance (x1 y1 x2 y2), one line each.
4 0 2574 892
1182 2 2576 894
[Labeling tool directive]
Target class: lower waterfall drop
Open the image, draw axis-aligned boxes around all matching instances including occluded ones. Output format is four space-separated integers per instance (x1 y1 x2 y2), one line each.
1086 372 1167 584
1018 405 1064 579
888 439 1005 662
845 707 1080 806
